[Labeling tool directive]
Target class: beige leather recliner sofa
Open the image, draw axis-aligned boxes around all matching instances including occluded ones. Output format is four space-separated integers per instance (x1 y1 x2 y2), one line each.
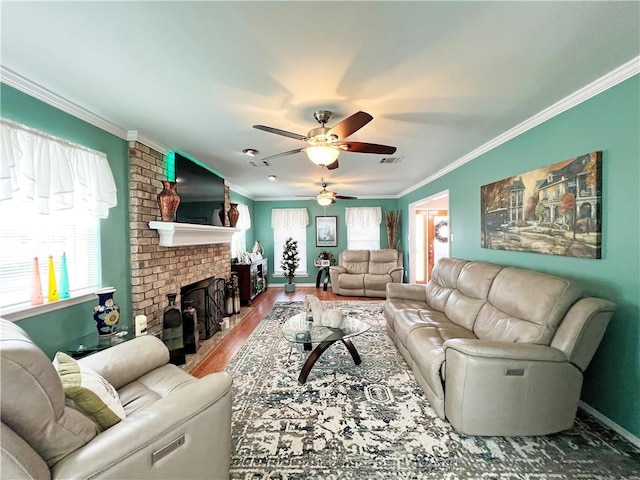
384 257 615 436
329 249 403 297
0 318 233 479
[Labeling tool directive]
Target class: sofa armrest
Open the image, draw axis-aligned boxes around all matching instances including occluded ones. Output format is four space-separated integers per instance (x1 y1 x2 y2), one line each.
78 335 170 389
329 265 346 274
385 283 426 302
388 266 404 283
443 338 567 362
52 372 232 480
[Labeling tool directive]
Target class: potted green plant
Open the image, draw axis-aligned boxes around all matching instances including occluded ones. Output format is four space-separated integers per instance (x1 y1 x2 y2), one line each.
281 237 300 292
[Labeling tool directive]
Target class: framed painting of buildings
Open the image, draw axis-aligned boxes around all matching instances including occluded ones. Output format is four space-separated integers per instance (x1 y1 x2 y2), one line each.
480 151 602 259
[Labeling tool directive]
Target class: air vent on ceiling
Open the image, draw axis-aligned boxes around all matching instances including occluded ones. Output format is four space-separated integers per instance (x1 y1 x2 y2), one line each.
246 159 271 167
380 156 403 164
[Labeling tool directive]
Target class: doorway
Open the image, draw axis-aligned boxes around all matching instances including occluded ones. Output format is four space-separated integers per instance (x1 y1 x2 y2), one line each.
409 191 450 284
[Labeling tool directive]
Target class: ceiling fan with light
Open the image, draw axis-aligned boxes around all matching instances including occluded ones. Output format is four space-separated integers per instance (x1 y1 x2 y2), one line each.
299 178 358 206
253 110 396 170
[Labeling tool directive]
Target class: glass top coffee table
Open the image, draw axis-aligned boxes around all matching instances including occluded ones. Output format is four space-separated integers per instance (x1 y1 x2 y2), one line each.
282 312 371 384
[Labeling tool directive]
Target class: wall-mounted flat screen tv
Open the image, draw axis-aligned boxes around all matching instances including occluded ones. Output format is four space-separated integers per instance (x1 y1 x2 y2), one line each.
174 153 225 225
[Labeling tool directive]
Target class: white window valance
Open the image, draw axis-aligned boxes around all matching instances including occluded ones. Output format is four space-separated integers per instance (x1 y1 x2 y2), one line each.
236 203 251 230
0 118 117 218
345 207 382 228
271 208 309 230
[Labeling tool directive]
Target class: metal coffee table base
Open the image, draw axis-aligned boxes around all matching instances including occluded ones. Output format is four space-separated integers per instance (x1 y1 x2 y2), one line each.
298 338 361 384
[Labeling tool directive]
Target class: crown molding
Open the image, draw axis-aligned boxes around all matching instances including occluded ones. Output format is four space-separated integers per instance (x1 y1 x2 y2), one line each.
228 183 255 200
126 130 169 155
0 66 128 140
399 56 640 198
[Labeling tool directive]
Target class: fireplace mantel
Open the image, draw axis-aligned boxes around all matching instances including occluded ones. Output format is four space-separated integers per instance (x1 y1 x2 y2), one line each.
149 221 240 247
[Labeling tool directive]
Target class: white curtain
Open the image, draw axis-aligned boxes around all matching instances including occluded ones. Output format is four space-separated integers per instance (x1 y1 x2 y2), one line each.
231 203 251 257
0 118 117 218
345 207 382 227
271 208 309 230
236 203 251 230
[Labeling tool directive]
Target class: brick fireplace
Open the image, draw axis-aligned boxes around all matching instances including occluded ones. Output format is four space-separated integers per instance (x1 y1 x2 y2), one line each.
128 141 231 333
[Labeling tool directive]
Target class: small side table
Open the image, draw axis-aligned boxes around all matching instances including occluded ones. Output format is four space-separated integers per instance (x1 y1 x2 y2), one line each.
64 329 133 359
314 258 336 291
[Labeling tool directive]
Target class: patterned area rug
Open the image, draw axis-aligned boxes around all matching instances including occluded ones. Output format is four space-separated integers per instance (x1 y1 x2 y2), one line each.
226 301 640 479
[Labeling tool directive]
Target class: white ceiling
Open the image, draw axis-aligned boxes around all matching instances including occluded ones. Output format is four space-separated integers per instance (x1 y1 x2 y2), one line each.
1 2 639 200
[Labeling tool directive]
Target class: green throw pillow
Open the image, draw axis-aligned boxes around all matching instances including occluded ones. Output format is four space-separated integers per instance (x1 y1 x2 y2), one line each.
53 352 126 432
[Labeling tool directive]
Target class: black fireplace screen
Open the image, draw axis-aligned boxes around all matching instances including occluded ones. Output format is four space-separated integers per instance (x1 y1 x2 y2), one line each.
181 277 226 339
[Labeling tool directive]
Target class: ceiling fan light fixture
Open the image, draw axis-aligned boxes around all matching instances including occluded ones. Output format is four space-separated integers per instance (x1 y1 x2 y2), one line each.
306 145 340 167
317 193 333 206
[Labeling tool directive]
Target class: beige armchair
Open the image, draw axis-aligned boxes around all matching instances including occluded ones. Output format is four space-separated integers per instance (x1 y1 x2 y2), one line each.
0 318 232 479
329 249 403 297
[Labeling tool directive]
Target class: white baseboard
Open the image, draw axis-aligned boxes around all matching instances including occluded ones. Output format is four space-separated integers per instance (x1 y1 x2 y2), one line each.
267 283 317 288
579 401 640 448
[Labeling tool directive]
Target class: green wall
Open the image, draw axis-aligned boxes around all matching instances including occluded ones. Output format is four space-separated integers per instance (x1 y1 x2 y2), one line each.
253 198 399 284
1 84 131 358
399 75 640 438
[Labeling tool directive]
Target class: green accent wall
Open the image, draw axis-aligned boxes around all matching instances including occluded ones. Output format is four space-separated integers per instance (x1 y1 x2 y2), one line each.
253 198 399 284
398 75 640 438
1 84 131 359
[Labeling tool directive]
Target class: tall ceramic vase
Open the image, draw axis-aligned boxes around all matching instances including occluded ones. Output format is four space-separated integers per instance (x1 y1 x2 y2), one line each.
93 288 121 336
218 203 227 226
228 203 240 228
157 181 180 222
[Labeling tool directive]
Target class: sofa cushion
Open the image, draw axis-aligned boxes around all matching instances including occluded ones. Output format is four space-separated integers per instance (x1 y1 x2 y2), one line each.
338 273 366 290
394 308 451 345
53 352 126 432
364 273 392 291
425 258 468 311
475 267 582 344
341 250 370 274
0 320 97 467
118 364 197 416
368 249 398 274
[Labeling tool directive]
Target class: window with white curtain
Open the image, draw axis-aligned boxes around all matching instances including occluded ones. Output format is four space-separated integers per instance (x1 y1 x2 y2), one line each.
271 208 308 275
346 207 382 250
231 203 251 258
0 119 117 312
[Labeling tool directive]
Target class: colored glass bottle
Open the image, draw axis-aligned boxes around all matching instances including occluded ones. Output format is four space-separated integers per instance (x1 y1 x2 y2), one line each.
59 252 70 299
47 255 59 302
31 257 43 305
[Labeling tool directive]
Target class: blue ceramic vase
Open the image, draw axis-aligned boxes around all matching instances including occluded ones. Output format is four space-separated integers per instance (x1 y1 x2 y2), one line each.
93 288 121 336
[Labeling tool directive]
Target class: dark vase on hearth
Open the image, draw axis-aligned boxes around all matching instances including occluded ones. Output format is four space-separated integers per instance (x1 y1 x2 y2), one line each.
228 203 240 228
157 181 180 222
182 300 199 355
163 293 185 365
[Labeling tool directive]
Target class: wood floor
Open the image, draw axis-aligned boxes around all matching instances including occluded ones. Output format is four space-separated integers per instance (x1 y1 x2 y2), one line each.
189 286 381 378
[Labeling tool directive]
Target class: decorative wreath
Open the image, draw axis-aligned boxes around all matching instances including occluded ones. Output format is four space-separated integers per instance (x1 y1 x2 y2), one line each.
434 220 449 243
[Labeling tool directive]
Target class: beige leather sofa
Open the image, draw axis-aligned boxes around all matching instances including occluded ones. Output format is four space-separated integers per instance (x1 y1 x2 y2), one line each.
0 318 233 479
329 249 403 297
384 257 615 436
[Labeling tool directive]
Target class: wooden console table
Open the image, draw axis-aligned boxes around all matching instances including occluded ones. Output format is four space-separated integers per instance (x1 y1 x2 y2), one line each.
232 257 268 305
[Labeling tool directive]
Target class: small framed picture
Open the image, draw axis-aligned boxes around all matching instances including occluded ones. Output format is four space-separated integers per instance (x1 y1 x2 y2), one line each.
316 216 337 247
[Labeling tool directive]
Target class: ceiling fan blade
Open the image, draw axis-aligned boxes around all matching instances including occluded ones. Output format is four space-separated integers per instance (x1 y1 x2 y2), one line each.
335 195 358 200
326 159 339 170
253 125 307 141
340 141 397 154
261 148 305 161
327 111 373 140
